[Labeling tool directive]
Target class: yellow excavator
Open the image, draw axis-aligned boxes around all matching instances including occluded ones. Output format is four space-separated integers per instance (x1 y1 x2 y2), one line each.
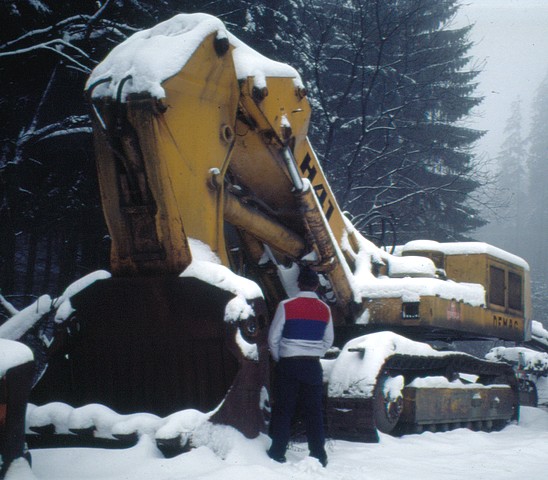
4 13 534 463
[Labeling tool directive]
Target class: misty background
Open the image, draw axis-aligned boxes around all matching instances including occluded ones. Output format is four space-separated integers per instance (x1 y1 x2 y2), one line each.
456 0 548 325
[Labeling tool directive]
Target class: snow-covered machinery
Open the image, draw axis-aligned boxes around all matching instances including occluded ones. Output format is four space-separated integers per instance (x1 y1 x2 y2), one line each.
485 322 548 408
0 340 34 477
3 13 537 463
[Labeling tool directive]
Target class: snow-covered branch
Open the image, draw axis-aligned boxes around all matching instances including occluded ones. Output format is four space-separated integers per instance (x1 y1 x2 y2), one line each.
0 13 135 53
0 293 19 317
17 115 92 146
1 38 93 70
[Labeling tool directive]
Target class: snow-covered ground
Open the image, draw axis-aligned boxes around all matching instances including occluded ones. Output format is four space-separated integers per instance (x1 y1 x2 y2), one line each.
5 406 546 480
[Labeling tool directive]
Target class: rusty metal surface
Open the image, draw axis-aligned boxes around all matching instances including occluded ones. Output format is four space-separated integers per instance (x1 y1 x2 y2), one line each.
400 386 515 425
30 275 273 438
325 351 519 442
325 396 379 443
1 361 34 474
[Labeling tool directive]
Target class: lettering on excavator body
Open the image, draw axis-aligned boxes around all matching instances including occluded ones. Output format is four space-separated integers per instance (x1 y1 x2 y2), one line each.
493 314 520 330
299 152 335 220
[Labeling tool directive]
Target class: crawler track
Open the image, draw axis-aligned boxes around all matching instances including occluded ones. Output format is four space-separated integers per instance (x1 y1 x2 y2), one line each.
383 352 519 390
326 352 519 443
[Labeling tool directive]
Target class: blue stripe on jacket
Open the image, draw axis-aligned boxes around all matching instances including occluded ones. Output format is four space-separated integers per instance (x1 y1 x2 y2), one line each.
282 318 328 341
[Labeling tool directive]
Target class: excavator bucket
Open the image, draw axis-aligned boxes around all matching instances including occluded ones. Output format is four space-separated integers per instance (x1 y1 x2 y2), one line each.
31 276 270 441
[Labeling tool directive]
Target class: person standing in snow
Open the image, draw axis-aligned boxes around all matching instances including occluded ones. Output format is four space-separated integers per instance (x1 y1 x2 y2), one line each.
267 266 334 467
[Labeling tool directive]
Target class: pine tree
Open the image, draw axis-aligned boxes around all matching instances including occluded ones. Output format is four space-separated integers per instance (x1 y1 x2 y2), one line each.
527 72 548 250
525 70 548 318
281 0 486 242
494 98 528 253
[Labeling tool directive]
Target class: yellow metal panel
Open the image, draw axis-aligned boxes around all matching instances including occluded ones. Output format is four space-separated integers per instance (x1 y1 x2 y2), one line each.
401 386 514 424
404 250 530 341
366 298 406 327
294 139 349 247
92 33 239 272
234 78 349 247
229 129 298 223
364 295 527 342
230 77 309 226
239 77 310 141
152 34 240 266
445 254 488 287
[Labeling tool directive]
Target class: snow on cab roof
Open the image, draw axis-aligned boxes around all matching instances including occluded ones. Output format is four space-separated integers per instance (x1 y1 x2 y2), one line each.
344 225 487 306
86 12 303 102
401 240 530 271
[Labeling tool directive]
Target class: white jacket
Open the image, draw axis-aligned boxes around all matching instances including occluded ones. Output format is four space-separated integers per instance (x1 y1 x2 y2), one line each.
268 291 334 362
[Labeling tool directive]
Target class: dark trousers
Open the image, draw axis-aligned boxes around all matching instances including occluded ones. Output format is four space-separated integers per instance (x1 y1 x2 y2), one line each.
269 357 326 459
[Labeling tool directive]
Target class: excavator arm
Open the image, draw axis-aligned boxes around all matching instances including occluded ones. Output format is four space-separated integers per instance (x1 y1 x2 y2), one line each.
87 17 357 322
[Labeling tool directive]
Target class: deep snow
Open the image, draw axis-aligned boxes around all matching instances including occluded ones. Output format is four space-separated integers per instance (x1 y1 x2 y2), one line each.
6 406 547 480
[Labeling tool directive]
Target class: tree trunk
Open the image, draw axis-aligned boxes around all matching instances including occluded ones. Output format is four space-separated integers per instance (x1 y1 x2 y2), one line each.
24 232 38 295
57 228 79 293
40 234 54 292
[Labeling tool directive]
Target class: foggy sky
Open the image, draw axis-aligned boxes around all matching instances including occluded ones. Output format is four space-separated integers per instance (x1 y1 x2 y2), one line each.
455 0 548 162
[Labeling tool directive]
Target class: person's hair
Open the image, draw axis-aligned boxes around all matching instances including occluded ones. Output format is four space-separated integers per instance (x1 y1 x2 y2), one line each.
298 266 319 290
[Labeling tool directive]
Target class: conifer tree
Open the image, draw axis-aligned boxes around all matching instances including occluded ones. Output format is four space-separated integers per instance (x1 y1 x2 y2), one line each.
282 0 486 242
525 71 548 316
494 98 528 253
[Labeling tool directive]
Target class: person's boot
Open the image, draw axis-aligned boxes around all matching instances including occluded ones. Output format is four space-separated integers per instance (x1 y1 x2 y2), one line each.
267 448 287 463
310 449 328 467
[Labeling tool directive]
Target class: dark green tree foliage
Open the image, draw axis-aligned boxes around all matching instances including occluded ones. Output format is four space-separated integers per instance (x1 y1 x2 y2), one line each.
0 1 155 297
285 0 485 242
